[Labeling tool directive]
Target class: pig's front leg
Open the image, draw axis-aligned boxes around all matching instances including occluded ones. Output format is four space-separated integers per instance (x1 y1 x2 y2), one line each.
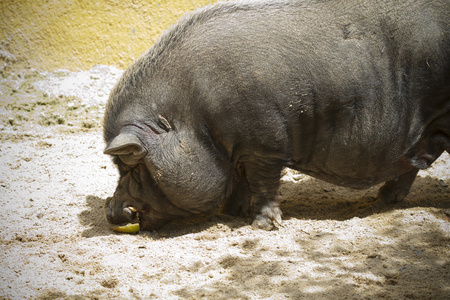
244 158 283 230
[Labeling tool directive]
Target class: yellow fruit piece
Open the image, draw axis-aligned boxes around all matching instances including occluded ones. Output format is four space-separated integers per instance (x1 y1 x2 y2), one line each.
111 223 140 234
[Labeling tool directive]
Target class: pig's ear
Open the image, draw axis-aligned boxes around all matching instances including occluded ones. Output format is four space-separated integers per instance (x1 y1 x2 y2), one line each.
104 132 146 158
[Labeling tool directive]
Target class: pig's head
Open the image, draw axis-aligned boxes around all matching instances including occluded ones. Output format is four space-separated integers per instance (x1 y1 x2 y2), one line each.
104 120 231 230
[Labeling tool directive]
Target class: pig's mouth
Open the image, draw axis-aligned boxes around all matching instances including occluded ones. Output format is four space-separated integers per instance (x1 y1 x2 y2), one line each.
123 205 140 222
104 196 140 225
105 198 147 234
105 196 180 232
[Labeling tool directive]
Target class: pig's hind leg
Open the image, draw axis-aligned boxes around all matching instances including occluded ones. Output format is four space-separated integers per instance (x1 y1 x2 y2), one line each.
377 168 419 204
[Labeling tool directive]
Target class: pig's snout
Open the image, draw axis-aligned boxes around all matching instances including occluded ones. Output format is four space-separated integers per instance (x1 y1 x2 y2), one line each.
105 197 137 225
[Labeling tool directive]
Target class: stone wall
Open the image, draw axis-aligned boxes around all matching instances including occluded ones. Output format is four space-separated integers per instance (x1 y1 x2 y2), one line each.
0 0 217 71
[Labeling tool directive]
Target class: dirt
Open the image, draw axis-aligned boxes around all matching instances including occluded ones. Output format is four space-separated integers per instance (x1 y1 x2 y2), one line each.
0 66 449 299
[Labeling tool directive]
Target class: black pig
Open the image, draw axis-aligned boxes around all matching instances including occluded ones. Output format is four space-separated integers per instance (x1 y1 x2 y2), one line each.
104 0 450 230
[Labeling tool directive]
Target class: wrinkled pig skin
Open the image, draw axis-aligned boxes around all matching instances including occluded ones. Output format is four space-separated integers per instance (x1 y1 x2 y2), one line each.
103 0 450 231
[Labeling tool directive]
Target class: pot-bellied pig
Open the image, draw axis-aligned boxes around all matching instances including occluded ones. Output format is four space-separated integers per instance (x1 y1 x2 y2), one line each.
103 0 450 231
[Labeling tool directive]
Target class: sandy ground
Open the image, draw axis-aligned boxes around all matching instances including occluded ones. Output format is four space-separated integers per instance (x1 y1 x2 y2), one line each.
0 66 449 299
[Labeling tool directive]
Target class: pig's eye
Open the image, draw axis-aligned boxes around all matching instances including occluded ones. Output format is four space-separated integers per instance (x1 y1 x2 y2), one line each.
131 167 141 185
116 160 133 176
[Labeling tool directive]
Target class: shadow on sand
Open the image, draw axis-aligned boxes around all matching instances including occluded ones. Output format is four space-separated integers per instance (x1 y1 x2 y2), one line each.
78 174 449 238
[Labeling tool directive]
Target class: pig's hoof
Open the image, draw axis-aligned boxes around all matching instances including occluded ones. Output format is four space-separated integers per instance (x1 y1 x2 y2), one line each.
252 203 282 230
377 185 409 204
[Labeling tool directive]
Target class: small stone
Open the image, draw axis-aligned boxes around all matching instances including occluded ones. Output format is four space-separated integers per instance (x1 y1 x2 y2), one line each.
439 180 448 187
291 174 303 181
100 278 119 289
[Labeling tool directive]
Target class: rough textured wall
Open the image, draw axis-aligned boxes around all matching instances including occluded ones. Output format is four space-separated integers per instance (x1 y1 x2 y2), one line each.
0 0 217 71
